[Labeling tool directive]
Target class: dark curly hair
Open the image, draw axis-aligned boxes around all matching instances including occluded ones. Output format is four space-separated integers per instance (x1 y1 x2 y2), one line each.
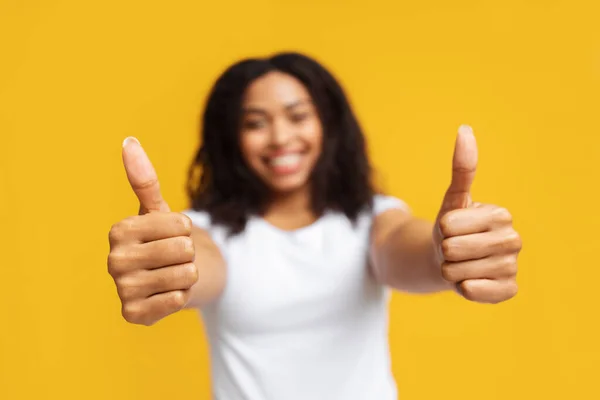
186 52 378 235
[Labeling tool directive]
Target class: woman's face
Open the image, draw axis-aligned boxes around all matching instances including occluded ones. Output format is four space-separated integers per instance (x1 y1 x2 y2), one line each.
240 71 323 195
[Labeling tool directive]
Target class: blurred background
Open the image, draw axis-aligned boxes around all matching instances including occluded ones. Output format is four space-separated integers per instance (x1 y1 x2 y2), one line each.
1 0 598 399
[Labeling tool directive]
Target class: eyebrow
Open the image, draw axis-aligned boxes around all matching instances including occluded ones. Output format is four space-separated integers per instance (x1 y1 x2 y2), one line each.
242 99 312 115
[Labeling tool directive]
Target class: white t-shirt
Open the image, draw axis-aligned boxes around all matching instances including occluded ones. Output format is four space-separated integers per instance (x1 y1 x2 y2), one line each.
183 195 409 400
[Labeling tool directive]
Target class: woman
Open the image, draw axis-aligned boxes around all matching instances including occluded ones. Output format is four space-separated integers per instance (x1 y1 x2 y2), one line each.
108 52 521 400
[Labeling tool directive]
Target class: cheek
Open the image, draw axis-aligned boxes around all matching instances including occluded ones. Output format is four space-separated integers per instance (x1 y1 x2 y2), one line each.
302 120 323 153
240 133 266 163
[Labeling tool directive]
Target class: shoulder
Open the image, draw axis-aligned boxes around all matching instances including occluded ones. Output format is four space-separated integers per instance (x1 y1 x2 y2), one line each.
368 194 414 248
371 193 411 216
366 194 412 243
324 193 411 233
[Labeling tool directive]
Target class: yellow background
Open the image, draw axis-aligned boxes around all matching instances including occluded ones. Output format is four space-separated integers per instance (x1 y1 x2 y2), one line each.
1 0 598 399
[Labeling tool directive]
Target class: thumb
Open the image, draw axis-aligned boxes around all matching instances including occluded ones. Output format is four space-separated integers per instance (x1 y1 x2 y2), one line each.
122 137 170 214
439 125 478 214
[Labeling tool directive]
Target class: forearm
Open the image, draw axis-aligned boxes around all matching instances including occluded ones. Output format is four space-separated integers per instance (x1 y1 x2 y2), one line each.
371 215 453 294
185 228 227 309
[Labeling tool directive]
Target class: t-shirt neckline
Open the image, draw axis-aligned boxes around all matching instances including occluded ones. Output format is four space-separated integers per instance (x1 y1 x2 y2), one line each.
251 211 330 236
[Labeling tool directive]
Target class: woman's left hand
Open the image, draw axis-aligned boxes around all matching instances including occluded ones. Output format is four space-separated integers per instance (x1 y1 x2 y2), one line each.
433 126 522 303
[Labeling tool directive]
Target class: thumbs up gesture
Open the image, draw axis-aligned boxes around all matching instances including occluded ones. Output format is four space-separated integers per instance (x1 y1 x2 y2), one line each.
107 137 198 326
433 126 521 303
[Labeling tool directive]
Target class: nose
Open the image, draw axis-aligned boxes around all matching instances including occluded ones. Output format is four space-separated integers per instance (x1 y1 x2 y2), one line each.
270 118 294 147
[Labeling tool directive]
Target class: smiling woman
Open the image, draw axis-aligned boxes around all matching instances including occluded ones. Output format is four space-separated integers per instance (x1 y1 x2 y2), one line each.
2 1 598 399
188 53 375 235
105 51 522 400
239 73 323 195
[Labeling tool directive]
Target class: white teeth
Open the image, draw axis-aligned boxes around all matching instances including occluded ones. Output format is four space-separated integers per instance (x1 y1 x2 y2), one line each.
270 154 301 168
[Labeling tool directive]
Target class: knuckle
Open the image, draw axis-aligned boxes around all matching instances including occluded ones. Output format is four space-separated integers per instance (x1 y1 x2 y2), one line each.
121 302 145 324
109 217 136 245
179 236 195 260
500 255 518 277
441 238 456 261
120 216 137 233
438 212 455 237
183 263 199 287
108 224 124 245
459 282 477 302
107 251 129 276
502 231 522 252
136 176 159 191
176 213 193 235
168 290 187 310
438 218 449 238
116 275 140 300
107 256 117 276
512 232 523 251
440 263 458 282
492 207 513 225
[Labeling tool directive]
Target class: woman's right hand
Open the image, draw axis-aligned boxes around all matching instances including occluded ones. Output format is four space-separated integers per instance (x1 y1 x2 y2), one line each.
107 137 199 326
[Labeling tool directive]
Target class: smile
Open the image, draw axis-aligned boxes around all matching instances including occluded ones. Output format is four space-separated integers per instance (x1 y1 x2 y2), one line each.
266 153 303 175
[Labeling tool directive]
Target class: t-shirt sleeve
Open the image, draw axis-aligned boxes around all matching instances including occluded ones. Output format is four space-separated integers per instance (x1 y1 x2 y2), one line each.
372 194 411 216
181 209 212 230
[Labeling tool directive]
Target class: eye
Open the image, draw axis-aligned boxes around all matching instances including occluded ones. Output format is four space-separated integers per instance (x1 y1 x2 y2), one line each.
243 119 266 130
290 112 310 124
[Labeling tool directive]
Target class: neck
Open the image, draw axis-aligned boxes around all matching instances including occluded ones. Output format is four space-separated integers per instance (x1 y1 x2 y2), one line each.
269 188 311 213
262 186 317 231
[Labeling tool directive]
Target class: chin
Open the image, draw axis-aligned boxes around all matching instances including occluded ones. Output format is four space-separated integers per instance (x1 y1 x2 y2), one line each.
265 174 311 195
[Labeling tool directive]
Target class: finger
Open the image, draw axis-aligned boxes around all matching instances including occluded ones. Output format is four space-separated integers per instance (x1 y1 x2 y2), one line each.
440 125 478 213
438 205 512 237
108 212 192 247
441 254 518 283
458 279 518 304
135 236 196 269
441 229 522 262
117 263 198 300
122 290 189 326
122 137 170 214
108 236 195 275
